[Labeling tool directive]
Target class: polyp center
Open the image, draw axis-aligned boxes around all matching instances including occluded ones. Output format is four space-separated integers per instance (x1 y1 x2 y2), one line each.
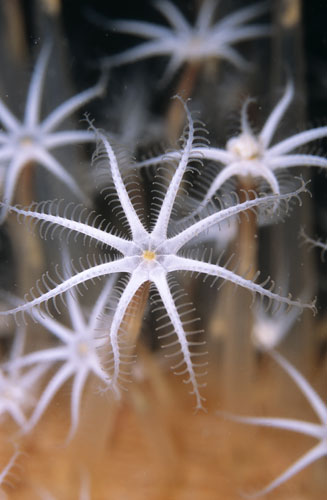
142 250 156 261
227 133 262 161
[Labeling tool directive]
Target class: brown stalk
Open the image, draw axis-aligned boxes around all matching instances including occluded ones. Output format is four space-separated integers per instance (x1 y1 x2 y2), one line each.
269 0 316 417
71 282 151 463
209 177 258 410
73 282 180 471
8 162 45 292
166 61 202 143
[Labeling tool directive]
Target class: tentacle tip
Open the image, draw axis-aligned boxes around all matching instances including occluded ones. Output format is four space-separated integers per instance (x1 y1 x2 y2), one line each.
97 70 109 94
171 94 191 107
310 297 318 316
192 395 207 414
63 427 77 447
238 488 262 500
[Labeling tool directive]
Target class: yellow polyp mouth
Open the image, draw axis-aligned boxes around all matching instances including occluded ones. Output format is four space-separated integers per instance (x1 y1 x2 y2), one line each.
143 250 156 261
77 342 89 355
20 136 34 146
